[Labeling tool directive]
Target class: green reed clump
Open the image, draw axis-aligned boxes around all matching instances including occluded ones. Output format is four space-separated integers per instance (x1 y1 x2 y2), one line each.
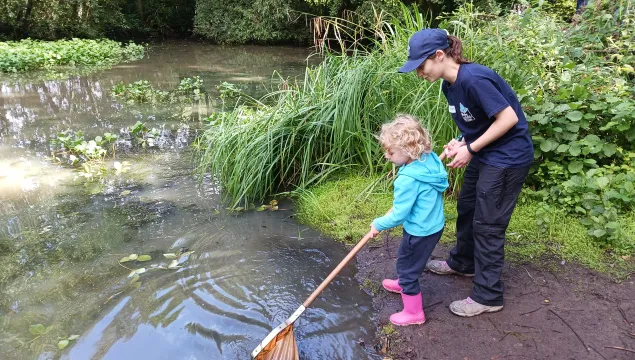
197 7 458 203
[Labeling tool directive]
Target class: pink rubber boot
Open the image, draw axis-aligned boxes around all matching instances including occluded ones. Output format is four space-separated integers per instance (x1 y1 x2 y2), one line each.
382 279 402 294
390 292 426 326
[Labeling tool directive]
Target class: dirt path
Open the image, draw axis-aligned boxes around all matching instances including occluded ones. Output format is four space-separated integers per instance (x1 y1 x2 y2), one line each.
355 236 635 360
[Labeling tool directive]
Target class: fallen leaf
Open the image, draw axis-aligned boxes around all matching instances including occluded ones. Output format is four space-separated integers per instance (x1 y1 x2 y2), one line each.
120 190 131 196
168 260 179 269
163 253 177 259
128 254 138 260
119 256 131 263
67 335 80 341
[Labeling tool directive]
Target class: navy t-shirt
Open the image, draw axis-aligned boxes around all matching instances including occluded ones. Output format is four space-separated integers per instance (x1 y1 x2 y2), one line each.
441 63 534 168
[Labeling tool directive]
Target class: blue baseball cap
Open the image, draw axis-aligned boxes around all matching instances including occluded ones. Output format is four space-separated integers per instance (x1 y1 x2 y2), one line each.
398 29 450 73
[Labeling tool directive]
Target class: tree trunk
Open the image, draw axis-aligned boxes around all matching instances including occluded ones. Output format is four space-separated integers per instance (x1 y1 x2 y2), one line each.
136 0 145 23
21 0 36 37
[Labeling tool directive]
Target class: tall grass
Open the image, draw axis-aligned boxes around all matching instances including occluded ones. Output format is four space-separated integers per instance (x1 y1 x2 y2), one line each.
197 5 459 204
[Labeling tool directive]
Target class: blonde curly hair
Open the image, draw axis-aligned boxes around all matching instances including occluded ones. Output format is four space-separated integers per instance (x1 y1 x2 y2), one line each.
378 114 432 159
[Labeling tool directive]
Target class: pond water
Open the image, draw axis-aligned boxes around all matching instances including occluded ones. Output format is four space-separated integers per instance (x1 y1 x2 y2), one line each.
0 42 379 360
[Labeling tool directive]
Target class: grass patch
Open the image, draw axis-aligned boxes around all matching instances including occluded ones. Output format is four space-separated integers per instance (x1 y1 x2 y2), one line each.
360 278 381 296
296 174 634 277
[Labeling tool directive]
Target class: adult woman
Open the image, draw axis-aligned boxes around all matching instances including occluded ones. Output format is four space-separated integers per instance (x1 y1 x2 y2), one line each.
398 28 534 317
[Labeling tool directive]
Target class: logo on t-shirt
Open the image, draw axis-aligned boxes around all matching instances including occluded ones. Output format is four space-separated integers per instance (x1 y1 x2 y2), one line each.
459 103 475 122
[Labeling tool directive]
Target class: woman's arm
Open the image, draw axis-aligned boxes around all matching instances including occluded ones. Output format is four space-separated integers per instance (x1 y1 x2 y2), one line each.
469 106 518 152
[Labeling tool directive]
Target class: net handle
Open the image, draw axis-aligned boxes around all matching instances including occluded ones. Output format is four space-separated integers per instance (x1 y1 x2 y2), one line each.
303 232 374 308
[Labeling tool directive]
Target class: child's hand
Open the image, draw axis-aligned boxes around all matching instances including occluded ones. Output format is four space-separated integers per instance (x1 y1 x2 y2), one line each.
369 223 380 238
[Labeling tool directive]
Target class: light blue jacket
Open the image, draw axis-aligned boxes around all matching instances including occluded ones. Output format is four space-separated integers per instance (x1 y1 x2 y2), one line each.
372 152 448 236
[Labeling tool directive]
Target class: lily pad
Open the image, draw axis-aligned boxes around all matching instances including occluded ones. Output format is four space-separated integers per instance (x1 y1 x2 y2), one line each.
29 324 46 336
137 255 152 262
58 339 69 350
127 268 146 277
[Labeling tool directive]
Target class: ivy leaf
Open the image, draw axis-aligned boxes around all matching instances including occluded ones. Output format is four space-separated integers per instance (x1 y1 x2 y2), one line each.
540 140 556 152
602 143 617 157
556 144 570 153
590 102 606 111
58 339 69 350
568 161 583 174
554 104 570 113
591 229 606 238
566 111 583 122
596 177 610 189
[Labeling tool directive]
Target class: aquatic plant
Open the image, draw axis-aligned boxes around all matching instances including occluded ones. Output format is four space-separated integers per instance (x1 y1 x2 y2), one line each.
0 39 144 73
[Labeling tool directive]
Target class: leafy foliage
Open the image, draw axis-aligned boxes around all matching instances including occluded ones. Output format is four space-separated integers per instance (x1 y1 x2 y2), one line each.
440 1 634 245
0 0 196 40
193 0 315 44
111 76 204 104
0 38 144 73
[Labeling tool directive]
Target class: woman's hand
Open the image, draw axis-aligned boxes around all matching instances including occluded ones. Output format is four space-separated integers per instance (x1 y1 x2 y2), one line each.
439 138 466 160
447 145 472 168
369 223 380 238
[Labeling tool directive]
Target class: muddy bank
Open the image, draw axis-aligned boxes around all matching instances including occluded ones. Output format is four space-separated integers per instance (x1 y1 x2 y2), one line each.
354 235 635 360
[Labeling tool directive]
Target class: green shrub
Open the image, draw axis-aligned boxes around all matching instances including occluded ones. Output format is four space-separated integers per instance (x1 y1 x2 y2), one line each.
0 0 195 40
440 1 634 246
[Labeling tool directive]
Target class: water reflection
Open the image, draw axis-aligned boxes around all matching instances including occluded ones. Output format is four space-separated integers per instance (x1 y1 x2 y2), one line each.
0 43 377 360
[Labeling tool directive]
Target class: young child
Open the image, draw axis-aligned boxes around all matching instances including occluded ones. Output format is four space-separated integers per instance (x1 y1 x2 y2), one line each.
368 114 448 326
